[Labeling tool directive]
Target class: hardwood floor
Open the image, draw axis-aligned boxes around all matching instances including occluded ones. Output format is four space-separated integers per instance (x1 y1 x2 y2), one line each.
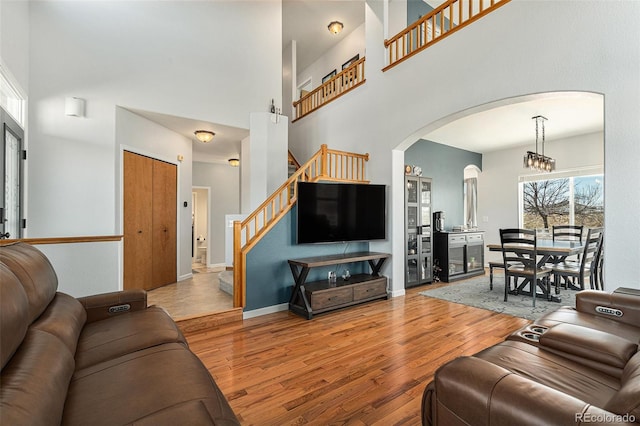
186 284 530 425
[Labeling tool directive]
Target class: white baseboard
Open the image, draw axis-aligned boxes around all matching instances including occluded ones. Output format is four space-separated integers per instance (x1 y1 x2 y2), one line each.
207 262 225 268
389 289 406 298
243 303 289 319
178 273 193 281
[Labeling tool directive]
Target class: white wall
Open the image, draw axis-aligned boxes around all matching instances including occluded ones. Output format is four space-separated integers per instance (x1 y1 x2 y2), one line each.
289 1 640 291
193 161 240 266
480 131 604 264
243 112 289 212
0 0 29 93
12 1 281 295
283 41 296 121
25 0 280 236
38 241 121 298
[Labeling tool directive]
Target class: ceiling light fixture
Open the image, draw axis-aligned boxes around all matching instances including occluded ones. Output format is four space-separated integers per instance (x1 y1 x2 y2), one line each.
228 158 240 167
328 21 343 35
524 115 555 172
194 130 215 143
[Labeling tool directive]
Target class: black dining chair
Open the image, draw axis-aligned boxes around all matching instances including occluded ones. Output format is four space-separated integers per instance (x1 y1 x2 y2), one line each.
552 227 603 291
551 225 584 287
552 225 584 243
594 237 604 290
499 228 553 307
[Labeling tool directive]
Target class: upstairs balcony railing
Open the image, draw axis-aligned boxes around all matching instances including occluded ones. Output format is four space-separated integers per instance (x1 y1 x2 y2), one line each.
292 57 366 122
384 0 511 71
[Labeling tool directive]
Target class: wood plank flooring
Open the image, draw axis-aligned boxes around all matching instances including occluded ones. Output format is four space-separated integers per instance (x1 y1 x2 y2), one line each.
186 284 530 425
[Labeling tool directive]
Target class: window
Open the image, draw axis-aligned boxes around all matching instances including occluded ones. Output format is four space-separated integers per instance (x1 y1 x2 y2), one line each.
0 66 26 127
519 168 604 230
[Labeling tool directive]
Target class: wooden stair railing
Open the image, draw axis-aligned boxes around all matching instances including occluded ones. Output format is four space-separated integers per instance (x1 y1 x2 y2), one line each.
383 0 510 71
292 57 366 123
287 150 302 170
232 144 369 307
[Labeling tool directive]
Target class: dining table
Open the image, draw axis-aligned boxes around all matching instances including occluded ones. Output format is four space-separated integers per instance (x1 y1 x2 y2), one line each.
487 239 585 302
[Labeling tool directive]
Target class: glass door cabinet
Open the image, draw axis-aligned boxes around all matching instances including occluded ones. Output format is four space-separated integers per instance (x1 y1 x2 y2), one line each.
405 175 432 287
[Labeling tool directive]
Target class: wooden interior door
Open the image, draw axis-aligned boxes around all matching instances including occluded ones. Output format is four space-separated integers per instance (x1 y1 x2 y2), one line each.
123 151 153 290
151 159 177 288
123 151 177 290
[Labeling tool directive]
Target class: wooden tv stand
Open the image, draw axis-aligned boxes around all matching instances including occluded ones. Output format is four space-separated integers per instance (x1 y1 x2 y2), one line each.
288 251 390 319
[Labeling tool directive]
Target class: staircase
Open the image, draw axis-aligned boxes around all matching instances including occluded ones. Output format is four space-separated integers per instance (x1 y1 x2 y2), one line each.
232 144 370 308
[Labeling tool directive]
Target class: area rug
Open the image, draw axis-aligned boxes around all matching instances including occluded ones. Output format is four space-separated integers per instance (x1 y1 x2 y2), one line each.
420 273 577 321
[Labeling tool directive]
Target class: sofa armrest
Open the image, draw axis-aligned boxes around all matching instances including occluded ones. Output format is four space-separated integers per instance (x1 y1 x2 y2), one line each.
429 356 635 426
78 289 147 323
576 288 640 328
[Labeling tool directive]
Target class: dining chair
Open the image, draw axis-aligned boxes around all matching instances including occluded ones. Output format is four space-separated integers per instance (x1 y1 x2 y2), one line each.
499 228 553 307
552 227 603 290
593 235 604 290
552 225 584 243
550 225 585 287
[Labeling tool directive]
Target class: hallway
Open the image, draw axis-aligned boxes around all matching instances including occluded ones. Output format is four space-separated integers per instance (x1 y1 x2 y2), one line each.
147 263 233 319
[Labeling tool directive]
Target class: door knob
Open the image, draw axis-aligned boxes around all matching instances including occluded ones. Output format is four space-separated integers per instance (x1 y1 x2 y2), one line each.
0 232 10 239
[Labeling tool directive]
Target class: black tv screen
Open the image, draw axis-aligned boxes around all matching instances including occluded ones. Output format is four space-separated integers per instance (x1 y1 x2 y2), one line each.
297 182 386 244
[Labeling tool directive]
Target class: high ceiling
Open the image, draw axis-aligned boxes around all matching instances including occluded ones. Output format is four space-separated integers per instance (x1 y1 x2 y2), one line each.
131 2 603 162
424 92 604 153
283 0 366 72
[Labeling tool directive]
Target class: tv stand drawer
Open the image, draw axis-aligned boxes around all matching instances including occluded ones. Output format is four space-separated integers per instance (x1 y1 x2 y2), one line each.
353 279 387 301
308 287 353 310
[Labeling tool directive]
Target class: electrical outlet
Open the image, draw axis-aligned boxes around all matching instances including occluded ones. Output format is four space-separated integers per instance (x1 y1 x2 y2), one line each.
482 216 489 223
328 271 334 280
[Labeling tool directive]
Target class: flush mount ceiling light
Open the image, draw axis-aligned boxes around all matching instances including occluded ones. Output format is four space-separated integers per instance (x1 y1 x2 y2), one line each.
228 158 240 167
523 115 555 172
328 21 343 35
194 130 215 143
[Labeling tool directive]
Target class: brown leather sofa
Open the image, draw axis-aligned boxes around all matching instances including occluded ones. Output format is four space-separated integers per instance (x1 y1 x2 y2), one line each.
0 242 240 425
423 288 640 425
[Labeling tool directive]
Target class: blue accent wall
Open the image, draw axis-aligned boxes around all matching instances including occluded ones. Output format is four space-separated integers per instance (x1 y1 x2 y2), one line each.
245 204 369 312
405 140 482 230
407 0 450 30
407 0 433 24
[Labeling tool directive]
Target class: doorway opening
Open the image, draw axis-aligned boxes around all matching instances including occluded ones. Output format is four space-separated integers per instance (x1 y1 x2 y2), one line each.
192 186 210 269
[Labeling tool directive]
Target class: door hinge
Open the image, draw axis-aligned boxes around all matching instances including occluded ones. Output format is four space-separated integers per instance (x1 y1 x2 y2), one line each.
21 219 27 229
22 150 27 160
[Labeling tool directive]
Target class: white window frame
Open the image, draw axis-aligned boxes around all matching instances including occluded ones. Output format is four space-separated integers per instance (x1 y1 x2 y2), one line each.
518 166 604 229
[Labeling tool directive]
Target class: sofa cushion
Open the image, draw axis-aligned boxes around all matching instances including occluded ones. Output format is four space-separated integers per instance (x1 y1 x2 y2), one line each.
475 340 620 408
0 264 29 370
539 323 638 371
31 292 87 357
0 329 75 426
75 306 187 370
605 352 640 419
64 343 239 425
0 243 58 323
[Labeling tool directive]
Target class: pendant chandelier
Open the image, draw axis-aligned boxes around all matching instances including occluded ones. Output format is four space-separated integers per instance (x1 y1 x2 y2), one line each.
524 115 555 172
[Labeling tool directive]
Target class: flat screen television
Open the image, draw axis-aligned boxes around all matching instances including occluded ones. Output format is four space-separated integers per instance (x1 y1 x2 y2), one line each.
296 182 386 244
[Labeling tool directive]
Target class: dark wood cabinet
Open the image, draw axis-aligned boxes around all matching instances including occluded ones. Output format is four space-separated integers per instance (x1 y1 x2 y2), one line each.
434 231 485 282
